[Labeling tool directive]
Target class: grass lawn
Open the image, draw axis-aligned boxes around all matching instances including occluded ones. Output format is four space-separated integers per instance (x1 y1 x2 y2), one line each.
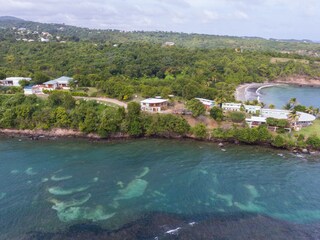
299 119 320 138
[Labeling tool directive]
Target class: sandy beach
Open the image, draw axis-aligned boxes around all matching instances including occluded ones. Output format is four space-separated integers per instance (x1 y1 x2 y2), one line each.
235 76 320 102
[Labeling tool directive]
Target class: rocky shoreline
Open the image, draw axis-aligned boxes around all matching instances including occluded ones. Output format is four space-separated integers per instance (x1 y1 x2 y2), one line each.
0 128 317 155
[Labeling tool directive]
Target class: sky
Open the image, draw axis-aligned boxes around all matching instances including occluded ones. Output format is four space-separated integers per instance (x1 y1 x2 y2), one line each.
0 0 319 40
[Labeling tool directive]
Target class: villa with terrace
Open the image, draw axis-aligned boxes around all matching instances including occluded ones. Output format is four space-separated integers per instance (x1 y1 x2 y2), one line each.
140 98 168 113
42 76 73 91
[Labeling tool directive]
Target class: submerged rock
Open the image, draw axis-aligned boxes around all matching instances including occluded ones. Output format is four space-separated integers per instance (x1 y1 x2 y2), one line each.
10 169 19 174
50 193 92 212
115 179 148 200
135 167 150 179
51 175 73 181
0 192 6 200
48 186 89 196
25 167 37 175
57 205 115 222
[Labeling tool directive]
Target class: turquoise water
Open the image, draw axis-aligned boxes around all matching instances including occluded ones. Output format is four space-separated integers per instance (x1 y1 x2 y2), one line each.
258 85 320 108
0 137 320 239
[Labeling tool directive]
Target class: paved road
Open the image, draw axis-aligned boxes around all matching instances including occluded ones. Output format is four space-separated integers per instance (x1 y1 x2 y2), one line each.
75 97 128 108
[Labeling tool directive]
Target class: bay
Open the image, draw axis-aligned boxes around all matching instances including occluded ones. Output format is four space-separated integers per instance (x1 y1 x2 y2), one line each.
258 85 320 108
0 137 320 239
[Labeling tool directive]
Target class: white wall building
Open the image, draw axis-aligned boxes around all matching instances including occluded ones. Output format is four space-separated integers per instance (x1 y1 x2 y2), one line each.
0 77 32 87
246 109 316 130
222 103 261 114
195 98 215 110
141 98 168 113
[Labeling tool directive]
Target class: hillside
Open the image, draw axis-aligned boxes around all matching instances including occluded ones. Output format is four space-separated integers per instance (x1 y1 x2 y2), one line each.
0 16 320 56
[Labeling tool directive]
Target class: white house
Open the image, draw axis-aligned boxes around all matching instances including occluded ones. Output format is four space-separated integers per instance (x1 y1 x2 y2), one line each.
0 77 32 87
141 98 168 113
195 98 215 110
222 103 261 114
42 76 73 91
246 109 316 130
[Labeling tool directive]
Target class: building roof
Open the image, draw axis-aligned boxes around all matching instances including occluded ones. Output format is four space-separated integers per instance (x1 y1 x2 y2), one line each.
246 116 267 123
43 76 73 85
141 98 168 104
5 77 31 81
261 109 316 122
195 98 215 106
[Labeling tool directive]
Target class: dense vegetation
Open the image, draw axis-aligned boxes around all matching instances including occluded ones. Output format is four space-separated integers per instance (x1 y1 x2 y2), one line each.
1 18 320 152
0 93 190 138
1 41 320 101
0 93 319 151
1 17 320 55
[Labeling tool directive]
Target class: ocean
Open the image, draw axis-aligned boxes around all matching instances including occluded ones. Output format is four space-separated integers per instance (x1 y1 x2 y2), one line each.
0 137 320 239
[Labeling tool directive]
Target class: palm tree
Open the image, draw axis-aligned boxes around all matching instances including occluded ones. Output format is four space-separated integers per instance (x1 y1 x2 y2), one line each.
306 106 314 114
269 104 275 109
214 96 226 108
283 103 292 110
288 109 300 130
289 98 297 108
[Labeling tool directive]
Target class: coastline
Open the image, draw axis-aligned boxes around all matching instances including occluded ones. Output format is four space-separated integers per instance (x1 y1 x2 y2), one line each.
235 76 320 102
0 128 317 154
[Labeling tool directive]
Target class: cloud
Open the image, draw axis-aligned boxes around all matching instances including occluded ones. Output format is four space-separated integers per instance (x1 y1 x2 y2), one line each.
0 0 319 40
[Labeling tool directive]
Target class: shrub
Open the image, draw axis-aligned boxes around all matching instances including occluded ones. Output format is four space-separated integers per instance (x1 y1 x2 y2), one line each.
71 92 88 97
271 135 287 148
306 135 320 149
210 107 224 121
229 111 245 123
192 123 208 139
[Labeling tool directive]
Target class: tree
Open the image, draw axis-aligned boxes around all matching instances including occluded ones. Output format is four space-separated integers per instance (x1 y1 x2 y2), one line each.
79 108 98 133
214 96 227 108
289 98 297 108
186 99 205 117
0 72 6 80
32 72 50 84
283 103 292 110
51 107 71 128
210 106 224 121
269 104 275 109
288 109 300 129
48 91 75 109
127 102 143 137
98 107 124 137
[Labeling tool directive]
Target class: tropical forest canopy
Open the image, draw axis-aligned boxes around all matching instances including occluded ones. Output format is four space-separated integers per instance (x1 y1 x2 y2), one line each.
1 17 320 101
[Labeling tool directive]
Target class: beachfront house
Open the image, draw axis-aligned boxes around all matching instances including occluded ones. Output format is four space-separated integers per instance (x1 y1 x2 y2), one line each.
195 98 215 110
42 76 73 91
0 77 32 87
222 103 261 114
246 109 316 130
140 98 168 113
